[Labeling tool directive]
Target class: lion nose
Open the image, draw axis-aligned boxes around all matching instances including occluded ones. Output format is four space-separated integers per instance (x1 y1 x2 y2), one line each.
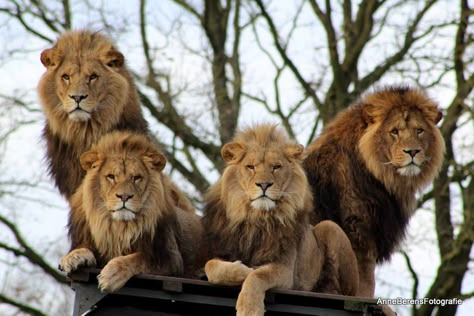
403 149 421 158
116 193 134 202
256 182 273 192
69 94 88 104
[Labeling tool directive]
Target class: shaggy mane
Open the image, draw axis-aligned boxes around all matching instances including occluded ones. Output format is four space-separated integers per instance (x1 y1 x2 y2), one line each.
70 131 175 263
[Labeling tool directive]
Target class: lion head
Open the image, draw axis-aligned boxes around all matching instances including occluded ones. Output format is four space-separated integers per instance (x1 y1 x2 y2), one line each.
72 131 174 260
212 124 312 225
38 30 131 142
358 87 445 194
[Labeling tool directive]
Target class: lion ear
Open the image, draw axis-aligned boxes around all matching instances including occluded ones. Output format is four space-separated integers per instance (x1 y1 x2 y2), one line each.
80 151 101 171
362 104 376 124
143 151 167 171
286 144 304 160
434 110 443 124
221 142 246 163
40 48 61 68
103 49 124 68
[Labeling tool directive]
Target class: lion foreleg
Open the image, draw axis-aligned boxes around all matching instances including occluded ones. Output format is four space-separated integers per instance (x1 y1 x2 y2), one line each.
97 252 147 293
205 259 254 286
236 263 293 316
59 248 96 274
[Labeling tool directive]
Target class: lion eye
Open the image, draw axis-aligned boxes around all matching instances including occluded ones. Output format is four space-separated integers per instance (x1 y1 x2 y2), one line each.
132 175 142 183
390 129 399 136
89 73 98 81
62 74 70 81
106 174 115 181
273 164 282 170
246 165 255 170
416 128 424 135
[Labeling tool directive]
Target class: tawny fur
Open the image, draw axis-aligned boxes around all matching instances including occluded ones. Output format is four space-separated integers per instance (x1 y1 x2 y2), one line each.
37 30 194 251
202 124 358 316
303 86 445 297
59 131 204 292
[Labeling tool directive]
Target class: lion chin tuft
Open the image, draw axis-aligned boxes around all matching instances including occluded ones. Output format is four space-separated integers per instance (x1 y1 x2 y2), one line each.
111 209 136 221
250 198 276 211
68 109 92 122
397 164 421 176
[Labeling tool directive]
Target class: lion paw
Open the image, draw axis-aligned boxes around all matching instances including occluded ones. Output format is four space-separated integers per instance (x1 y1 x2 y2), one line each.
236 288 265 316
205 260 254 286
59 248 96 274
97 257 134 293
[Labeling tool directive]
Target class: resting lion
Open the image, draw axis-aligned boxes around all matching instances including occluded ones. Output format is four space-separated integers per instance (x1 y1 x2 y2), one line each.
202 124 358 316
303 86 445 297
59 131 204 292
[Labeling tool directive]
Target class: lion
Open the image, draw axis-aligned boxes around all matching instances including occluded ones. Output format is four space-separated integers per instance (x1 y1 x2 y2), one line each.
202 124 358 316
59 131 204 292
303 86 445 297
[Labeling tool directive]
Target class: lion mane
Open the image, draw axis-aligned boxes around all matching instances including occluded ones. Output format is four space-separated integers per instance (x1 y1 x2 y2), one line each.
303 86 445 296
202 124 358 315
59 131 203 292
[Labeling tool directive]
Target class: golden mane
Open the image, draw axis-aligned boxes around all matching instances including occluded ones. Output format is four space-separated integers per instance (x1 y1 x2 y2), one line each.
358 87 445 207
70 131 172 261
207 124 312 228
61 131 204 292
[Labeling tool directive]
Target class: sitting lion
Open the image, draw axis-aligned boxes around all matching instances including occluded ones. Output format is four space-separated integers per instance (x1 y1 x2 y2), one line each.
202 124 358 316
38 30 194 252
59 131 204 292
303 86 445 297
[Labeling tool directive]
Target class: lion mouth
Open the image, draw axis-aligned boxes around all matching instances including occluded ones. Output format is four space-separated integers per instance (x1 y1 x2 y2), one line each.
68 106 92 121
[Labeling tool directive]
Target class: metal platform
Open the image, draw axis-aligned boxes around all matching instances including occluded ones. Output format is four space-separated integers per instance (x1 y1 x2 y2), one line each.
69 269 384 315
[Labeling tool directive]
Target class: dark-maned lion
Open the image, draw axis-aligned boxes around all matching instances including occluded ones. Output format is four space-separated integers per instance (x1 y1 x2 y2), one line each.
304 86 445 297
59 131 204 292
203 124 358 315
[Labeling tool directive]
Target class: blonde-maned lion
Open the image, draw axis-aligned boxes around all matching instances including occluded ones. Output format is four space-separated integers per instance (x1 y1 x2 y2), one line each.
59 131 204 292
304 86 445 297
38 30 194 253
202 124 358 316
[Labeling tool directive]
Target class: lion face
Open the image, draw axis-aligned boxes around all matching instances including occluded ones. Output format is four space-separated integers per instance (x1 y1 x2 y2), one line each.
379 110 436 176
218 125 311 223
80 138 167 222
39 31 129 123
238 150 295 211
98 157 150 221
358 88 445 189
54 59 126 122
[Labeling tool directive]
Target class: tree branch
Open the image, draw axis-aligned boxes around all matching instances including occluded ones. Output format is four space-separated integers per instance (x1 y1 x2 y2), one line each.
254 0 323 112
0 215 67 284
0 293 47 316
